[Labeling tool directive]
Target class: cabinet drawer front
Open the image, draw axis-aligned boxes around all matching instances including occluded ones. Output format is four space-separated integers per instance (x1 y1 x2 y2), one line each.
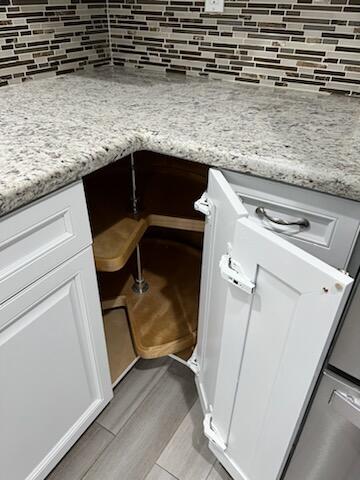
222 170 360 270
0 181 92 304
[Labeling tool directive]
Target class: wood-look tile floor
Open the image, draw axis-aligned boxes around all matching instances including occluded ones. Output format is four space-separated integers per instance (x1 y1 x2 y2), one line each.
46 358 232 480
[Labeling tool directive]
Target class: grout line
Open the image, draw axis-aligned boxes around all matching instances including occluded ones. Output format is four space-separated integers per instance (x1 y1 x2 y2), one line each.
88 360 188 480
105 0 113 65
94 420 115 438
151 394 198 473
205 466 214 480
205 460 218 480
155 464 180 480
79 427 118 480
85 361 194 480
83 364 172 477
110 358 174 438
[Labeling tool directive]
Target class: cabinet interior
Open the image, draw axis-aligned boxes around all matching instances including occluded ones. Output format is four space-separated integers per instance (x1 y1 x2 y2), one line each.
84 152 208 384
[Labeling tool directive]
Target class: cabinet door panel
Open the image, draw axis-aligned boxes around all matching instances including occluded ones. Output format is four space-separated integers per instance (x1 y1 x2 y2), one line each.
0 248 112 480
196 169 247 411
196 169 353 480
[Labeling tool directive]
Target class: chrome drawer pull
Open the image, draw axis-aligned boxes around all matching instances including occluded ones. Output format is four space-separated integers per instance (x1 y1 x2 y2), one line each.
255 206 310 228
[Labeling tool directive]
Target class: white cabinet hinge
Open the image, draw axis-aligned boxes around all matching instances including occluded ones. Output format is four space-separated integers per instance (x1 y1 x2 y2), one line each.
194 193 212 218
187 352 200 375
219 254 255 294
203 413 227 451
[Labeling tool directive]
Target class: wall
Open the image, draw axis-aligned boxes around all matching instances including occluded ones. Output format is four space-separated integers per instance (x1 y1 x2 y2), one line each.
0 0 110 87
2 0 360 94
109 0 360 95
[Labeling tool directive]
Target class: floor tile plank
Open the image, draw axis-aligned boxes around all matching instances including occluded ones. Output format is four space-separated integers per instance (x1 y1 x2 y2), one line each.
145 464 178 480
207 461 233 480
97 357 171 435
46 423 114 480
84 362 197 480
158 400 215 480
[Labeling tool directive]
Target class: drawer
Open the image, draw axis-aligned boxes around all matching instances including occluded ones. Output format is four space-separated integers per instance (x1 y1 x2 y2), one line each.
0 181 92 304
222 170 360 270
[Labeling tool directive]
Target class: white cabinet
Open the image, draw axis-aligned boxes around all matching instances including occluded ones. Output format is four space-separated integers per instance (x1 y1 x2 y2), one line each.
193 169 355 480
0 184 112 480
0 181 93 305
223 170 359 270
0 166 358 480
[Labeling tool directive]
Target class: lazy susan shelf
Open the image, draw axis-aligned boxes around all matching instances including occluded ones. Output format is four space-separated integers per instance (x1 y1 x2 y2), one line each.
93 213 204 272
87 159 206 273
98 238 201 359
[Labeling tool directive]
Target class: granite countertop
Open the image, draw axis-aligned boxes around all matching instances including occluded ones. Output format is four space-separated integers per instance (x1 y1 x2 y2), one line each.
1 65 360 217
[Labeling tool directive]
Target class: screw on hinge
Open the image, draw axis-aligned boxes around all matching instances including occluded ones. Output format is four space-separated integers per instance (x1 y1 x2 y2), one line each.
338 269 350 276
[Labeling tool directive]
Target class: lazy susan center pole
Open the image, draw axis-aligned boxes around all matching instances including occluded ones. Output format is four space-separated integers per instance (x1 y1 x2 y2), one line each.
130 153 149 294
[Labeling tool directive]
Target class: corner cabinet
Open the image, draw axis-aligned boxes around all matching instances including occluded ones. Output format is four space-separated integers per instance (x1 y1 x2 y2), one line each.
1 165 358 480
192 169 356 480
0 183 112 480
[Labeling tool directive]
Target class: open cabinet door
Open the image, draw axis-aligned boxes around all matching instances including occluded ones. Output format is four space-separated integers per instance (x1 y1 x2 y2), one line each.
191 169 248 412
192 169 353 480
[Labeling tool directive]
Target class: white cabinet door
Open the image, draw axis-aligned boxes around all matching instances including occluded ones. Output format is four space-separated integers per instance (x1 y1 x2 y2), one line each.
194 169 353 480
194 170 248 413
0 248 113 480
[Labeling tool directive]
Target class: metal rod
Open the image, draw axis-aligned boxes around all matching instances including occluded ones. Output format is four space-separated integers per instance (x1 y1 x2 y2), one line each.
130 153 139 218
130 153 149 294
132 244 149 294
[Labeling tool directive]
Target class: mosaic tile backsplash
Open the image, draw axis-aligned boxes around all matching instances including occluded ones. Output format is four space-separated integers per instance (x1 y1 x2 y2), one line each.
1 0 360 93
110 0 360 95
0 0 110 87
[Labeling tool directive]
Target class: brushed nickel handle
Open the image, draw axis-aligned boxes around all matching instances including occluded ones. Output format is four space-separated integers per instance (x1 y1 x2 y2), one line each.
255 206 310 228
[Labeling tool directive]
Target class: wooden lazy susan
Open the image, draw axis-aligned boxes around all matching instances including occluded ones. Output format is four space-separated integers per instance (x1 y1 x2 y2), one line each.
98 238 201 359
85 154 207 376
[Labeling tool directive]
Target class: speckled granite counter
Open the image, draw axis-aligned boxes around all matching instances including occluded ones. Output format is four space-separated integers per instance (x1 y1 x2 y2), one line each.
1 66 359 217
